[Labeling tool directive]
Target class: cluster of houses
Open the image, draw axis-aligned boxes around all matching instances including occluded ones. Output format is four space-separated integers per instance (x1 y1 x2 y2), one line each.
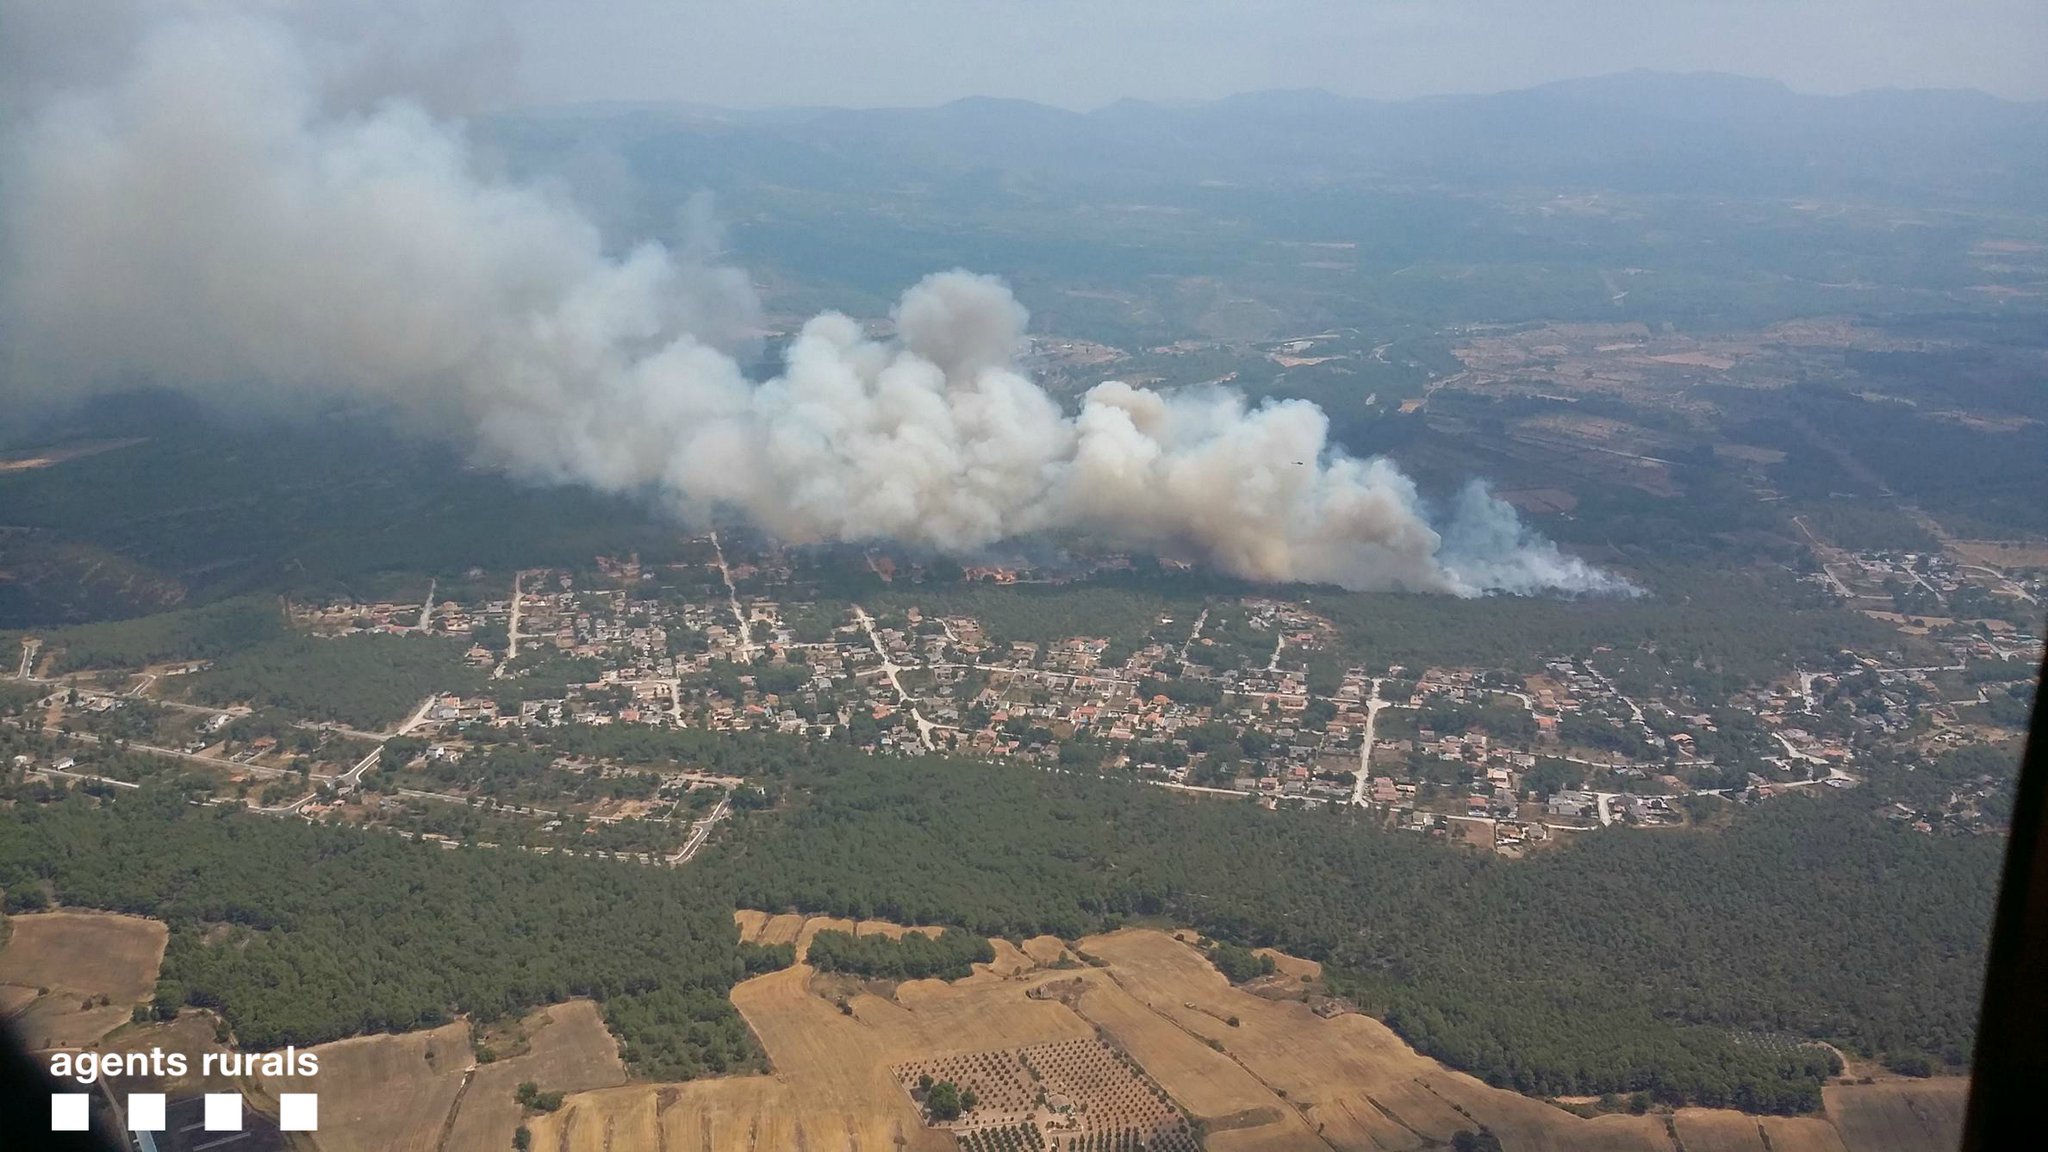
263 538 2035 849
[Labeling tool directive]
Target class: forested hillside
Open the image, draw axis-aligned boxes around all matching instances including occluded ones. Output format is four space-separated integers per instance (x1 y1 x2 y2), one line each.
180 633 484 728
28 596 284 674
806 927 995 981
704 753 1999 1112
0 791 763 1078
0 741 1999 1112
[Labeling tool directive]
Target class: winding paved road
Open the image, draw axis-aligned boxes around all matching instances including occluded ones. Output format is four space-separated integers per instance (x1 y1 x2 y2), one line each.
852 604 936 750
1350 677 1387 806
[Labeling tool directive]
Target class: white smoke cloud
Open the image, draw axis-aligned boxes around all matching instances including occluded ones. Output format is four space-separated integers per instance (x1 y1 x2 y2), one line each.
0 2 1632 598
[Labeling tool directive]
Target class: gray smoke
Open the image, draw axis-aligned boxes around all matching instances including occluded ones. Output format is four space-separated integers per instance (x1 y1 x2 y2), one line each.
0 3 1631 597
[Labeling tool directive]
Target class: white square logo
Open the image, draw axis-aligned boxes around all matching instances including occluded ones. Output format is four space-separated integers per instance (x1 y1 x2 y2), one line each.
204 1093 243 1131
127 1093 167 1131
278 1093 319 1132
51 1093 90 1132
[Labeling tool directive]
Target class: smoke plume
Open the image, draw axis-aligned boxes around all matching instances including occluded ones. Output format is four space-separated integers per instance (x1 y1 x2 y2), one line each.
0 3 1630 597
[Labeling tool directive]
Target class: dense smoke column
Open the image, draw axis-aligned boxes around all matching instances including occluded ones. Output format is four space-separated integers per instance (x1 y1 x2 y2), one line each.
0 2 1631 598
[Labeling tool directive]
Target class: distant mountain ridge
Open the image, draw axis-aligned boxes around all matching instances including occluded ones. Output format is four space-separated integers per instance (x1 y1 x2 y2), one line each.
487 71 2048 207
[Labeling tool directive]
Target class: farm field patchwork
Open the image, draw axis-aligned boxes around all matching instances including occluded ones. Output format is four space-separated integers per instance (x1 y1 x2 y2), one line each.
529 921 1976 1152
0 911 1974 1152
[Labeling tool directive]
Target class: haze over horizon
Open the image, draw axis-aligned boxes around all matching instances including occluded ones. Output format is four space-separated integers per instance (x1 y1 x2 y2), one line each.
9 2 2040 122
501 0 2048 110
510 71 2047 118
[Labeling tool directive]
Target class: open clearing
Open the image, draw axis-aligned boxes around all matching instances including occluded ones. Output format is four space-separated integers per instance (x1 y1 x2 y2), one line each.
1253 945 1320 983
11 997 141 1050
443 999 627 1152
982 937 1038 977
734 908 807 946
0 911 168 1049
0 911 167 1001
1672 1108 1850 1152
855 919 945 939
1020 935 1073 967
1949 539 2048 570
258 1021 471 1152
1825 1078 1969 1152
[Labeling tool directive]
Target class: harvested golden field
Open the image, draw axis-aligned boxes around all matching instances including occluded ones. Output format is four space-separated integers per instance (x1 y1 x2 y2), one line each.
258 1021 471 1152
0 911 167 1002
1071 930 1968 1152
535 915 1095 1152
886 967 1088 1045
855 918 944 939
1062 966 1319 1151
1074 929 1821 1152
1254 946 1320 982
1673 1109 1851 1152
199 916 1966 1152
733 908 806 946
443 1000 627 1152
10 996 137 1050
532 1077 916 1152
1826 1078 1969 1152
487 1000 623 1088
793 913 857 954
981 937 1037 978
1762 1114 1857 1152
1020 935 1072 966
0 911 168 1049
563 922 1741 1152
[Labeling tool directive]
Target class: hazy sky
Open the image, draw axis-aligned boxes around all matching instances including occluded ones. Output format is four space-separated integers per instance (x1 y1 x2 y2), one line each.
505 0 2048 108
